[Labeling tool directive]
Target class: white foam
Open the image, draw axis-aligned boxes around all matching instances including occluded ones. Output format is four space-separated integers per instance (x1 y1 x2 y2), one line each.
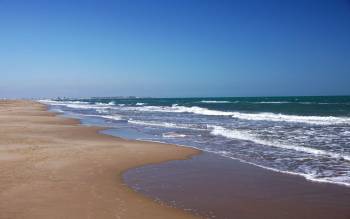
208 125 350 161
211 150 350 187
128 119 204 130
124 105 234 116
128 120 182 128
39 100 113 110
66 104 110 110
136 102 145 106
200 100 231 103
96 109 109 114
96 101 115 106
253 101 292 104
100 115 124 121
162 132 187 138
39 99 90 105
122 105 350 125
230 112 350 125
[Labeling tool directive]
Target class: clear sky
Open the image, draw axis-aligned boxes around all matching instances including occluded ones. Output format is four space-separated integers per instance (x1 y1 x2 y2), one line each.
1 0 350 98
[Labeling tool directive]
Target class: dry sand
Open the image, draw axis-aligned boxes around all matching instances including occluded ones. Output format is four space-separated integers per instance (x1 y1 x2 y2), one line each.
0 100 200 219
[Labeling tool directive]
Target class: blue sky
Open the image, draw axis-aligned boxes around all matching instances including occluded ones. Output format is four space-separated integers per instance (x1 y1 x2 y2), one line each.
1 0 350 98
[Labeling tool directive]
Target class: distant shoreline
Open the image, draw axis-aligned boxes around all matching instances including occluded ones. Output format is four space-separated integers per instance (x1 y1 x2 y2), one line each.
41 94 350 101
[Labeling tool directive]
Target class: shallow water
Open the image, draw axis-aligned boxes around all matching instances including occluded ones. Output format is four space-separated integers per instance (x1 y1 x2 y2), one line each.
123 152 350 219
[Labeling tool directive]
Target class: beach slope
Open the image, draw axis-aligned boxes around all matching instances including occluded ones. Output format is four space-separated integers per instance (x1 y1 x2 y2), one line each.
0 100 199 219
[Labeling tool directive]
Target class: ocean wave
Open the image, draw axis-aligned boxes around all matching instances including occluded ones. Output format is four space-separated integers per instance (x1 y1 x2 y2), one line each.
136 102 146 106
162 132 187 138
41 100 350 125
124 105 234 116
208 125 350 161
96 101 115 106
128 119 204 130
252 101 350 105
251 101 329 104
100 115 124 121
230 112 350 125
96 108 109 113
210 150 350 187
252 101 292 104
39 99 90 105
65 104 110 110
40 100 114 110
200 100 231 103
122 105 350 125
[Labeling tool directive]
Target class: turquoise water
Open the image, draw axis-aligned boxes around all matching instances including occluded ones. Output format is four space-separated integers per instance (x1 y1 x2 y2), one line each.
41 96 350 186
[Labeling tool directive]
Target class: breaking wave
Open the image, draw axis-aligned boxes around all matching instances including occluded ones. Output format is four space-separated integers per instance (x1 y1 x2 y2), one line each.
208 125 350 161
127 105 350 125
200 100 231 103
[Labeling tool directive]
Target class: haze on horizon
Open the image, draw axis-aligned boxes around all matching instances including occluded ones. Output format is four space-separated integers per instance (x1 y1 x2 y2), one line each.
1 0 350 98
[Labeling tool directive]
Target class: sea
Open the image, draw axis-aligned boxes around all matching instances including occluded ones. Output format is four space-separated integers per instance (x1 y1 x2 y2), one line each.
40 96 350 186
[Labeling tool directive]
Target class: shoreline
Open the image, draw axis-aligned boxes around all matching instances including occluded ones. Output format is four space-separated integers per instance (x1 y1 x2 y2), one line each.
46 100 350 218
45 103 203 170
101 127 350 188
124 152 350 219
44 98 350 188
0 100 200 218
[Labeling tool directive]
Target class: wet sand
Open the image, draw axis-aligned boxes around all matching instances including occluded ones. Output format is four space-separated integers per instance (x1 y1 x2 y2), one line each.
0 100 199 219
124 152 350 219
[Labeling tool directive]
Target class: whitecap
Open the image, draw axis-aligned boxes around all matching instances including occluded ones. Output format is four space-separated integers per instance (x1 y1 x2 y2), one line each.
121 104 350 125
128 119 204 130
200 100 231 103
100 115 124 121
162 132 187 138
208 125 350 161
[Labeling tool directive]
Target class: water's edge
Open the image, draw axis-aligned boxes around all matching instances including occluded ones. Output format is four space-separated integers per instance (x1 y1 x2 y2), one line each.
45 102 350 188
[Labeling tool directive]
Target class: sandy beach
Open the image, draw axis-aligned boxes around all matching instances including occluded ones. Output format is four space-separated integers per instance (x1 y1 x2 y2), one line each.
0 100 199 219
